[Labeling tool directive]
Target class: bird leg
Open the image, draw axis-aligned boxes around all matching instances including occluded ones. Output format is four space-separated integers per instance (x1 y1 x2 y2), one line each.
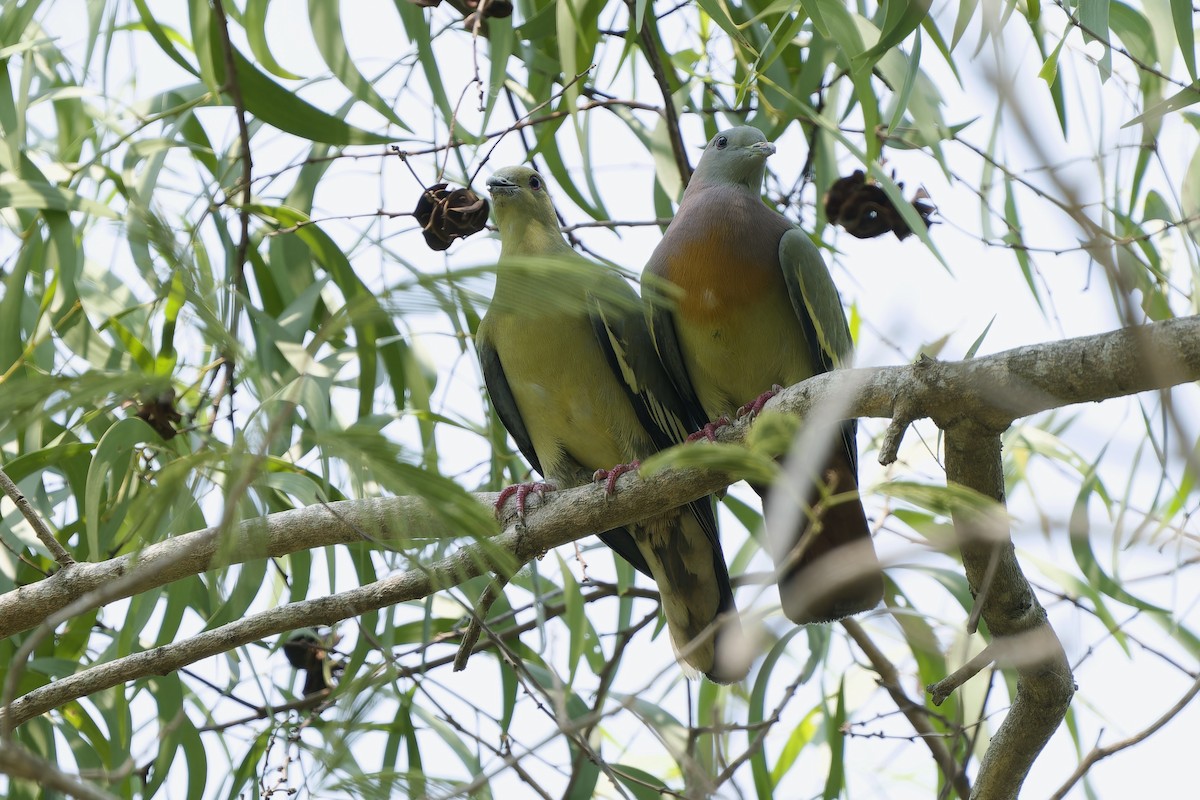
686 415 731 443
593 460 641 495
737 384 785 419
494 481 556 520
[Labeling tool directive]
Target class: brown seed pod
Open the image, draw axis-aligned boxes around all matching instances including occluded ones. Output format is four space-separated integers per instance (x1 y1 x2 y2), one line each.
824 170 936 240
413 183 490 251
135 388 183 439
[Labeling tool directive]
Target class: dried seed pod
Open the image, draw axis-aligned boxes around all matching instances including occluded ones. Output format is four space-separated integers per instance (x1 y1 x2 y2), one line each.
413 183 490 251
824 170 936 240
135 388 182 439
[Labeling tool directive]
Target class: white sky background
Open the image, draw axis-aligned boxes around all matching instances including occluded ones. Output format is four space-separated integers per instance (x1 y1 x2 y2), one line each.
18 0 1200 798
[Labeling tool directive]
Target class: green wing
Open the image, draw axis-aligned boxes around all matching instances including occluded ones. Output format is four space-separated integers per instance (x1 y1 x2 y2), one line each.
779 228 854 370
778 227 859 473
640 271 710 434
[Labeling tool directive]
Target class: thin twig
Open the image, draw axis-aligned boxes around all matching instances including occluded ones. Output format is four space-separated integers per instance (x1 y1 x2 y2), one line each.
842 619 971 799
927 644 996 706
468 67 595 186
560 217 674 232
211 0 252 436
1048 674 1200 800
452 572 510 671
0 466 74 567
1051 0 1190 89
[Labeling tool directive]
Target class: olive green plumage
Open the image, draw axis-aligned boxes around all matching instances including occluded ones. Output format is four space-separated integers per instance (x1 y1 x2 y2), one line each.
477 166 748 681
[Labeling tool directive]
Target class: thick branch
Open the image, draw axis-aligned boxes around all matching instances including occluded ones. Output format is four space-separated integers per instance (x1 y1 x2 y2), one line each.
943 423 1074 800
0 743 118 800
0 317 1196 640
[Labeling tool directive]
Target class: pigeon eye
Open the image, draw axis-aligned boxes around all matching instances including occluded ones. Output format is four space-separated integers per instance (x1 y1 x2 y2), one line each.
529 175 542 190
715 136 728 149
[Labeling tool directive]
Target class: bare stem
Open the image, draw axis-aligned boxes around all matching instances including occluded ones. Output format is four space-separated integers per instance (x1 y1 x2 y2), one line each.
0 466 74 567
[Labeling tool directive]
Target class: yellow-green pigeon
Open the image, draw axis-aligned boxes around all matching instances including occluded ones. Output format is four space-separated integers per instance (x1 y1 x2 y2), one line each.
476 165 748 682
643 127 884 625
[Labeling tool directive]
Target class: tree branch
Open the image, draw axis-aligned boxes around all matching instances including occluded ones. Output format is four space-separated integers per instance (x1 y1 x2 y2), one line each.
0 466 75 567
1048 673 1200 800
0 316 1196 642
942 422 1074 800
0 316 1196 787
0 742 119 800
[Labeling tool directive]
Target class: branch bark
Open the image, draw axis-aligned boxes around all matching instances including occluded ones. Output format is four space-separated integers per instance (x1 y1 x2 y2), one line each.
843 618 972 799
0 316 1196 642
0 317 1197 783
943 422 1074 800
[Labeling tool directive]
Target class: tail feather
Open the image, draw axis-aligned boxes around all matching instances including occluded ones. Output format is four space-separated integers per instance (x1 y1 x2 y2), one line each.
635 504 750 683
759 450 883 625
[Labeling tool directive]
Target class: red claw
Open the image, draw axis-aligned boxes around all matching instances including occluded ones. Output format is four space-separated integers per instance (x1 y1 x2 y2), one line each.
686 415 731 443
495 481 556 519
593 460 641 495
737 385 785 419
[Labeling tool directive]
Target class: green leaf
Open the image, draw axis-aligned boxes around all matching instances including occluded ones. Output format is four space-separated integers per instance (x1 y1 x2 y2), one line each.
558 552 586 683
1038 33 1066 85
130 0 200 76
1122 83 1200 129
821 677 847 799
855 0 932 68
1078 0 1112 81
612 764 671 799
1002 173 1044 312
0 180 118 218
196 6 391 145
307 1 410 131
1070 476 1170 613
252 205 410 420
412 705 493 799
951 0 978 49
1170 0 1197 80
748 627 804 794
84 417 156 558
964 315 996 359
243 0 304 80
395 0 458 129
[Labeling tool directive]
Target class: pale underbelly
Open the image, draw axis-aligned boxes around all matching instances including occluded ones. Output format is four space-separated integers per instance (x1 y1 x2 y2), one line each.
678 296 815 418
495 313 649 479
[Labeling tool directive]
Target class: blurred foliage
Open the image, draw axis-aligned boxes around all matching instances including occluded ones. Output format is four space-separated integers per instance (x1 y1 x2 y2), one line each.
0 0 1196 798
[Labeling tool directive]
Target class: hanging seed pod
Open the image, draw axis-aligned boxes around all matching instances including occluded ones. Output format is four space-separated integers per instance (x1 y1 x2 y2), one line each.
824 170 936 240
135 388 183 439
413 183 490 251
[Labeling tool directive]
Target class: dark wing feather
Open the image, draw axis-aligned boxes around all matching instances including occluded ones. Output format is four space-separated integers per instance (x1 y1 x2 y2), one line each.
477 330 542 475
639 273 711 437
478 315 655 579
778 228 860 474
588 283 726 571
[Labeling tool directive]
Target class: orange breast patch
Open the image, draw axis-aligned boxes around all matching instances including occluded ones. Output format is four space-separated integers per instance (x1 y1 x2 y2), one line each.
667 231 780 325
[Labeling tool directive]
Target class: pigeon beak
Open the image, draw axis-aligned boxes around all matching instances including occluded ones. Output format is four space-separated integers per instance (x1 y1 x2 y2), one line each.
486 175 519 195
751 141 777 158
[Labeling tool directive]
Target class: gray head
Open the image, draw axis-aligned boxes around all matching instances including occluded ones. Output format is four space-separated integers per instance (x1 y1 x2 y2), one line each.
688 126 776 191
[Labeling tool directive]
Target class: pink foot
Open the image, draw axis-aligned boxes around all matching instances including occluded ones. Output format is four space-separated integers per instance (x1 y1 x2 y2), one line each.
495 481 556 519
737 385 784 418
593 460 641 495
686 415 731 443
